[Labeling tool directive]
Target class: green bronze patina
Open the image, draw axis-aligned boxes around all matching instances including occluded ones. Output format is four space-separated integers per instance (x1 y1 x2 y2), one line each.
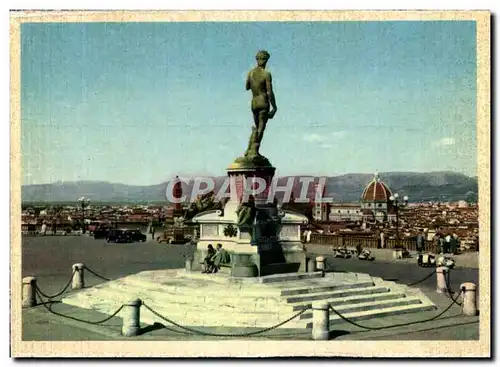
229 50 277 170
228 154 273 170
184 192 223 221
235 199 257 227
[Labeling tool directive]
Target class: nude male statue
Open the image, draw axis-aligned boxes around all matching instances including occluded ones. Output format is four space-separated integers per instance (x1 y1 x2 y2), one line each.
245 50 278 157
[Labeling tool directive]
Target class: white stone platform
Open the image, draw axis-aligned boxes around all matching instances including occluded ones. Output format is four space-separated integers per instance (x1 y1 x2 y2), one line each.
61 269 436 330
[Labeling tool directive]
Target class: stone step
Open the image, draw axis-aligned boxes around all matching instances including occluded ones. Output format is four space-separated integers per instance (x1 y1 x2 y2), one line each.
305 301 436 328
280 281 375 296
62 293 305 329
119 277 280 297
291 292 407 311
115 283 285 309
299 296 423 319
259 272 324 284
64 284 291 313
260 262 302 277
140 306 306 329
60 269 436 331
285 286 390 304
175 270 325 285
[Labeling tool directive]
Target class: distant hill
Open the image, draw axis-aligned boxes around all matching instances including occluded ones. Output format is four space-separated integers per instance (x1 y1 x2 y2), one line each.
21 171 478 204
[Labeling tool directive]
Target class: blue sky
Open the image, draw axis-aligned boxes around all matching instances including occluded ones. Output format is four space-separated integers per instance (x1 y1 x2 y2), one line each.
21 21 477 185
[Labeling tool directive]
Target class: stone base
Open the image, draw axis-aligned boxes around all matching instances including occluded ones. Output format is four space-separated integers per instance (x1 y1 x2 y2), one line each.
192 243 306 277
61 269 436 330
191 154 308 278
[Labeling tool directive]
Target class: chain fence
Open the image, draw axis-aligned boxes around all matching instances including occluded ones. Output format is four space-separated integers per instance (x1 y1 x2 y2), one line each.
329 289 463 331
445 270 464 307
83 265 111 281
33 267 123 325
28 262 470 338
30 264 311 336
35 270 76 300
35 264 111 302
407 268 437 287
36 288 125 325
142 303 309 337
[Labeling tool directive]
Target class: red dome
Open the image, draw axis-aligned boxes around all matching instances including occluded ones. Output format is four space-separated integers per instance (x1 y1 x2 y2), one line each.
172 176 183 199
361 174 392 202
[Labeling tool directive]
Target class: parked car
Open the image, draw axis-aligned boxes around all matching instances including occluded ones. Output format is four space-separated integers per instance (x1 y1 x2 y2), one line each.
157 228 191 244
88 221 106 235
93 226 111 239
106 229 133 243
124 229 147 242
106 229 147 243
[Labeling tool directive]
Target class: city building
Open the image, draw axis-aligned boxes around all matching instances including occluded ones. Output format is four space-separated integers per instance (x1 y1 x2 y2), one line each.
317 173 396 223
360 173 396 223
328 203 363 222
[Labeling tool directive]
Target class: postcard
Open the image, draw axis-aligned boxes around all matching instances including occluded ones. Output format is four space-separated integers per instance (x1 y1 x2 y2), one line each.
10 10 490 358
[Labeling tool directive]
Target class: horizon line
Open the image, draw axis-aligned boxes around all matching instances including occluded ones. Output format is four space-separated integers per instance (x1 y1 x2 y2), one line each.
22 169 477 187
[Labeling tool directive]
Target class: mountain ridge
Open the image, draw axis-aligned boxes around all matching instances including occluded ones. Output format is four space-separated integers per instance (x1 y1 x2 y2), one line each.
21 171 478 203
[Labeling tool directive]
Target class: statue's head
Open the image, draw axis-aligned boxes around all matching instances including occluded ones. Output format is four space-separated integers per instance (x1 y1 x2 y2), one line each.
256 50 270 66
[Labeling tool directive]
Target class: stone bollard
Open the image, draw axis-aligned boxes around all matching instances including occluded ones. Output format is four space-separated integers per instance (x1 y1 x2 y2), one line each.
22 276 37 308
185 257 193 272
186 257 193 271
307 258 316 273
436 266 449 293
121 298 142 337
393 249 403 260
72 263 85 290
460 282 478 316
316 256 325 272
312 301 330 340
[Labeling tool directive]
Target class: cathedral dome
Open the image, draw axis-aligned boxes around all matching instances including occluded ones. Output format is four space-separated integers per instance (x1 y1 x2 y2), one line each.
361 173 392 202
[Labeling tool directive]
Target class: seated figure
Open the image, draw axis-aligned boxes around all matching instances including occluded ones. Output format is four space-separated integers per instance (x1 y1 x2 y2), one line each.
202 244 216 273
210 243 231 273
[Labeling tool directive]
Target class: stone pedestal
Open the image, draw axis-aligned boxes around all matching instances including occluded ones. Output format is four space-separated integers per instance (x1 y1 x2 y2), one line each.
460 282 478 316
191 154 308 277
436 266 449 293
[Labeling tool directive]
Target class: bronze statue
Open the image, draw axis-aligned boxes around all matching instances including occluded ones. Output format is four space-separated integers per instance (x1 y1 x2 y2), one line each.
236 196 257 227
245 50 277 157
183 192 222 221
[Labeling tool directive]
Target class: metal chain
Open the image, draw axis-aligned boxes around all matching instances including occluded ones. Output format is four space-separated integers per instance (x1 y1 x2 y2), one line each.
34 291 192 335
36 288 124 325
445 271 463 307
329 290 463 331
142 303 309 337
35 270 76 299
407 268 437 287
35 264 110 301
34 291 60 306
84 265 111 281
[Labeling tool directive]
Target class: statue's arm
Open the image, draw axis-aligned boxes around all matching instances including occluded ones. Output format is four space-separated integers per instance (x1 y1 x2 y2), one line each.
266 72 277 111
245 72 251 91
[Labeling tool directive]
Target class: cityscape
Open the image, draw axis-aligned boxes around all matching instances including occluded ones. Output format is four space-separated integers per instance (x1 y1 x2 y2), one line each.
21 172 479 253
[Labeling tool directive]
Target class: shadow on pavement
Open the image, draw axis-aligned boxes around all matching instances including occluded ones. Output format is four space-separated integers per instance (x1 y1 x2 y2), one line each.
140 322 167 335
329 330 351 339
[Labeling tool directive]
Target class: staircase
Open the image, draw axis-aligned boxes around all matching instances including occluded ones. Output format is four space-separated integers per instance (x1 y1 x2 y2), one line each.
61 269 435 330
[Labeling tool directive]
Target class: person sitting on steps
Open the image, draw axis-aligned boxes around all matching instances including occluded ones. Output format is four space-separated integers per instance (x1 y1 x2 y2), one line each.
202 244 216 273
210 243 231 273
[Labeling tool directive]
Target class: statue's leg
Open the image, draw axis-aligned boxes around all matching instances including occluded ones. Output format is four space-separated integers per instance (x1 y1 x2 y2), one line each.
252 110 268 154
245 126 258 156
245 111 260 157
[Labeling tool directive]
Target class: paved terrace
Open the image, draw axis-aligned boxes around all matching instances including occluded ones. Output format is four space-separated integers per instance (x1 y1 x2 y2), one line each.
20 235 479 342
